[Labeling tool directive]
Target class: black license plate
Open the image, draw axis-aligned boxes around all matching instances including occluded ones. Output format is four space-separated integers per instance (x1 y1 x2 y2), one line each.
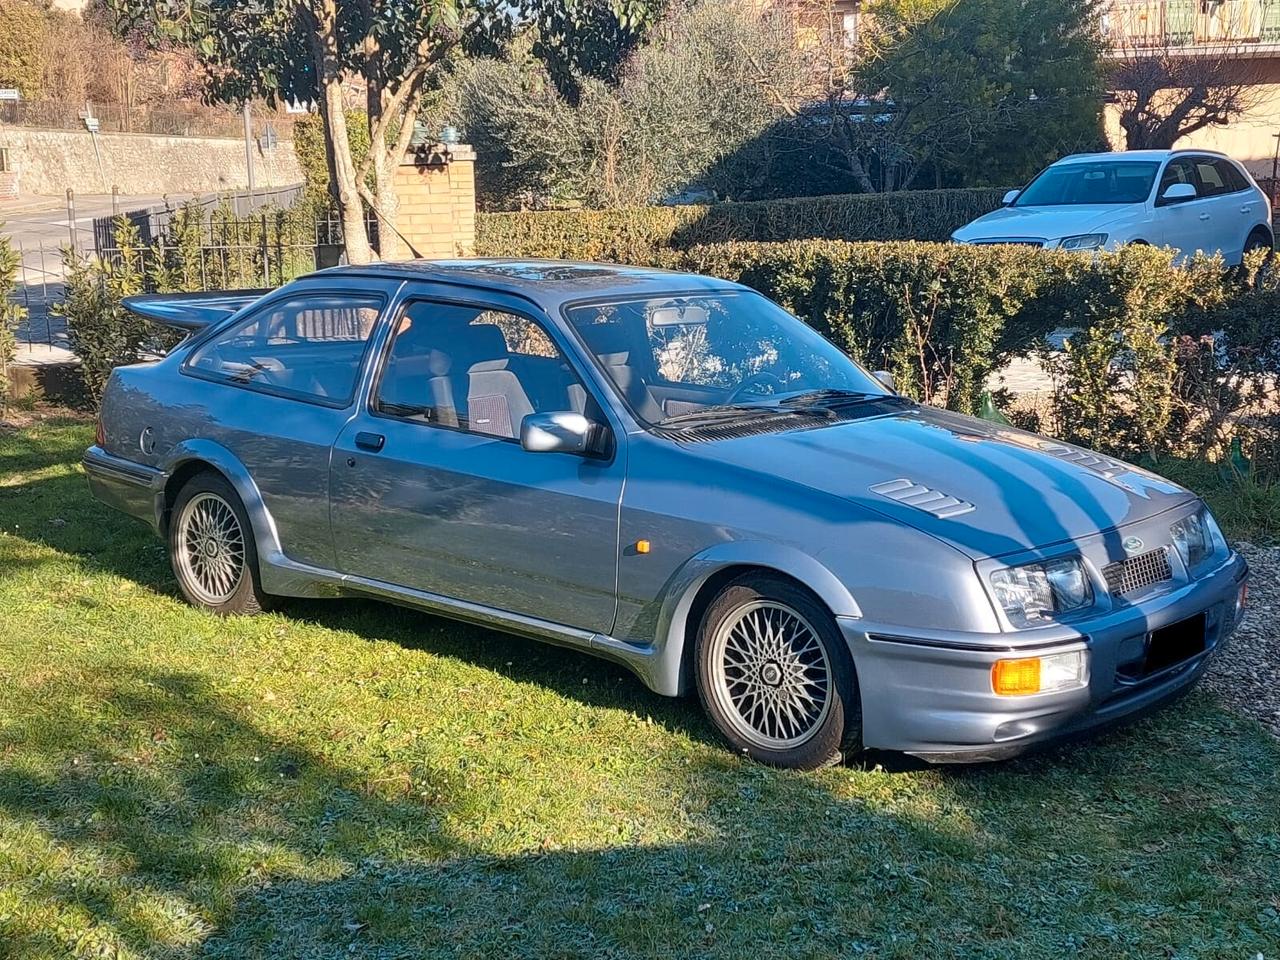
1145 613 1207 674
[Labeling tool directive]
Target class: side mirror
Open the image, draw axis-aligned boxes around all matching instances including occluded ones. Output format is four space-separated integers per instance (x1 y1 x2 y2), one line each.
1002 189 1020 206
1162 182 1197 203
873 370 896 392
520 411 605 455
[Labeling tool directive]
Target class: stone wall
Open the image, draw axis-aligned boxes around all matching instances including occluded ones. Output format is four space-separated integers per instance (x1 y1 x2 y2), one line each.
0 126 303 197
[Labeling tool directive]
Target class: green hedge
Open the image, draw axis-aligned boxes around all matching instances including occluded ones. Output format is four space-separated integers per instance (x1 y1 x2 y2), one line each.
475 188 1008 262
660 240 1277 473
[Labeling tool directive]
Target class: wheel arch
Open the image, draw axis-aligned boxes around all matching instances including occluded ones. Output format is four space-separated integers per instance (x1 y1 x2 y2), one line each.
653 543 861 697
158 440 283 561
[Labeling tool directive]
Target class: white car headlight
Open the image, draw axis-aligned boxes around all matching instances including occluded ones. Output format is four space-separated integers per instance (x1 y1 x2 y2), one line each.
1170 508 1224 570
990 557 1094 629
1058 233 1108 251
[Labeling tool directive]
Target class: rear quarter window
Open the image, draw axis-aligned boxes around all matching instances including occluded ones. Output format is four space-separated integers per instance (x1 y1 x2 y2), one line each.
186 293 384 406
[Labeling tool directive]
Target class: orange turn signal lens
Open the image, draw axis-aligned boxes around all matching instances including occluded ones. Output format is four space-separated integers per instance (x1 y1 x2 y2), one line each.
992 657 1042 696
635 539 651 555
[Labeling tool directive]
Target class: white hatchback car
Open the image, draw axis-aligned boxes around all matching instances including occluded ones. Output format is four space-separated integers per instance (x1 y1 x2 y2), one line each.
952 149 1273 264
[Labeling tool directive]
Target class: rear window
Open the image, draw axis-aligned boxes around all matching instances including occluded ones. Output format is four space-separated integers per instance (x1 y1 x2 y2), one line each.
186 293 383 406
1016 161 1160 206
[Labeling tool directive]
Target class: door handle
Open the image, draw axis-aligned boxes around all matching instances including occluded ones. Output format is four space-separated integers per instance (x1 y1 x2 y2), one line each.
1199 213 1211 221
1242 205 1254 214
354 432 385 452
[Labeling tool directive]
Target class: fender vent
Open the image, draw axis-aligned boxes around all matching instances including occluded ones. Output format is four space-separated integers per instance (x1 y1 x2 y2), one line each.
1038 443 1126 479
870 478 975 519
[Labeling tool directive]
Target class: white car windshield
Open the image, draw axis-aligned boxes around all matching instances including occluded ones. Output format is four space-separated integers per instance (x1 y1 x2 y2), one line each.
564 292 889 427
1015 160 1160 206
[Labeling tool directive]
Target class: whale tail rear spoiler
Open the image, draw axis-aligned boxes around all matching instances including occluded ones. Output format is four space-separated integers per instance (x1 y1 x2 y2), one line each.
122 290 270 333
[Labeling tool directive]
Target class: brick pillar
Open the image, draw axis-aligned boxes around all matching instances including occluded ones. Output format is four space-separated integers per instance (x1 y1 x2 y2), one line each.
391 142 476 260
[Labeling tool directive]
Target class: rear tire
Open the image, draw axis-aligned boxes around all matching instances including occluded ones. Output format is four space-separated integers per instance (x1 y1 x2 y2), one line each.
694 574 861 769
1244 227 1273 256
168 472 275 616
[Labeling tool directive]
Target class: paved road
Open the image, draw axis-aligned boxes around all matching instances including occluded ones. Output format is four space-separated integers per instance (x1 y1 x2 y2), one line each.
2 192 212 362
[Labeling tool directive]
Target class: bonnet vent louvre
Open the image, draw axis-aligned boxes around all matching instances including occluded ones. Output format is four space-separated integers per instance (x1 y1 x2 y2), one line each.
869 478 975 519
1037 443 1126 479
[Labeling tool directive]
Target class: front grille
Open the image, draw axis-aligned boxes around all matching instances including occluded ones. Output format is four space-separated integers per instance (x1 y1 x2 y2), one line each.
1102 547 1173 596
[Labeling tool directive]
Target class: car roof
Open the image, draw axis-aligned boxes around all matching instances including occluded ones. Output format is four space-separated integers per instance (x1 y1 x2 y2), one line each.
1053 149 1235 165
310 258 746 308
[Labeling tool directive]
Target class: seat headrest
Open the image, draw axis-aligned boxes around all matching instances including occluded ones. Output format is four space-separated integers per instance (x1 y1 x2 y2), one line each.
578 322 633 366
456 323 510 365
468 358 511 374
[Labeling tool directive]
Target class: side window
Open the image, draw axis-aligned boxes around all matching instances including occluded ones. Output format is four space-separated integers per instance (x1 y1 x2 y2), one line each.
1157 159 1197 203
373 300 588 439
1221 160 1250 193
1193 158 1230 197
186 293 383 406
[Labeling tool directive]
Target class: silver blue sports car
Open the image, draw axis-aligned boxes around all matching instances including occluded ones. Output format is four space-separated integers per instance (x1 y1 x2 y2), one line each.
84 260 1250 769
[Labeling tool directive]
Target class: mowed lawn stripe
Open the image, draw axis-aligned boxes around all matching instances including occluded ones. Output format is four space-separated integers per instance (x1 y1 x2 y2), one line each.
1 418 1278 959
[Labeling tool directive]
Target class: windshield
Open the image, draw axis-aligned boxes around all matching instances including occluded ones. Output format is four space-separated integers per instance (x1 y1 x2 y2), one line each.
1015 160 1159 206
563 291 889 428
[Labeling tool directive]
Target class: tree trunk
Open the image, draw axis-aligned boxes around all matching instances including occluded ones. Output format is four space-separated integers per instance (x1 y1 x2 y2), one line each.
320 78 373 265
371 144 404 260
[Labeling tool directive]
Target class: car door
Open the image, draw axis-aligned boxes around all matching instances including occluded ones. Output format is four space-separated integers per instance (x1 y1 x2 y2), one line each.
328 285 625 635
1213 157 1262 262
1189 155 1245 260
1156 157 1213 260
179 279 397 569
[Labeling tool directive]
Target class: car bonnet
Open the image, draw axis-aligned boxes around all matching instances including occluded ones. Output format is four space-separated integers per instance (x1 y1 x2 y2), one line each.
696 404 1197 561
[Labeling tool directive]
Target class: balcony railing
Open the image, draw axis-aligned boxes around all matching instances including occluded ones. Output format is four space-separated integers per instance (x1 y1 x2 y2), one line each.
1104 0 1280 48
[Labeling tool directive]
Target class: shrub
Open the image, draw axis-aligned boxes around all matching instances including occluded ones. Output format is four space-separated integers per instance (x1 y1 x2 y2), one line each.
58 217 178 405
475 188 1009 262
0 226 27 414
676 239 1063 414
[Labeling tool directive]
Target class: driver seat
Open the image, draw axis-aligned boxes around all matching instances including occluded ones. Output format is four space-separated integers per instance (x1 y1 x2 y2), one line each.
578 323 665 423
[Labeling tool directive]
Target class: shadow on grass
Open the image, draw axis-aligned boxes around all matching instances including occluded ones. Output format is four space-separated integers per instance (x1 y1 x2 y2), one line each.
3 422 1280 957
2 662 1278 959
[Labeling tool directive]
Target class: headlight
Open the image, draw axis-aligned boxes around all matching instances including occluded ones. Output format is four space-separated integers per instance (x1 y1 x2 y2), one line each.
1058 233 1108 251
1170 508 1223 570
990 557 1094 629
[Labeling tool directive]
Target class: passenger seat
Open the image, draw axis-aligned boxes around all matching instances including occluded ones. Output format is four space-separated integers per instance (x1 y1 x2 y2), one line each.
462 324 534 439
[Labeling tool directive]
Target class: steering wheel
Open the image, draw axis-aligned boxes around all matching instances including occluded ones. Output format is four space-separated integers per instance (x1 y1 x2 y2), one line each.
727 371 786 404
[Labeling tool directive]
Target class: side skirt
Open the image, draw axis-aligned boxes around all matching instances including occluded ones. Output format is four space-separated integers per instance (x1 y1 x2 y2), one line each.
259 553 674 695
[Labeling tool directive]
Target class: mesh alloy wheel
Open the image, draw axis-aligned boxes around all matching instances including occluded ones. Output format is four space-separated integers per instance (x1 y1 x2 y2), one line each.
174 491 247 606
707 599 834 751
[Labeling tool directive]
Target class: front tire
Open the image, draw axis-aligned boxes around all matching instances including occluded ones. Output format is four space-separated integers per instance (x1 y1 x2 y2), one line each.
694 574 861 769
168 472 274 616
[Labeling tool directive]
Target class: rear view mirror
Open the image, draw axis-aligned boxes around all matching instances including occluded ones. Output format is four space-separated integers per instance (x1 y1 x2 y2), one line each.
521 411 606 456
649 304 710 327
1162 182 1197 203
873 370 897 391
1002 189 1020 206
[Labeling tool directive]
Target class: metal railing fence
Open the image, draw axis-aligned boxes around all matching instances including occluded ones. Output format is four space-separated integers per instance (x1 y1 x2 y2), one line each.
1105 0 1280 47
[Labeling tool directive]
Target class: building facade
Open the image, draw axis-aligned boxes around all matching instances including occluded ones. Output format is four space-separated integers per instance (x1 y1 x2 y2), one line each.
1104 0 1280 175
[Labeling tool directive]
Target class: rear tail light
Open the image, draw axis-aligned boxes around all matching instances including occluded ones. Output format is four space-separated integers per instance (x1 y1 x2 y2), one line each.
95 416 105 447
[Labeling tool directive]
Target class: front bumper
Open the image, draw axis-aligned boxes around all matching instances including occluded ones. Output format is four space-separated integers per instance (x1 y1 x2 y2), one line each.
840 551 1249 762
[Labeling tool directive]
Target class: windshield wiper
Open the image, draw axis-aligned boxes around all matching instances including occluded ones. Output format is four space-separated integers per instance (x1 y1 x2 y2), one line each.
657 402 839 428
657 404 780 427
776 388 884 407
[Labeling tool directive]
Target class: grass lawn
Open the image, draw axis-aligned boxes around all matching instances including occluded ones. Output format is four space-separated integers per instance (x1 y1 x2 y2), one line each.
1 416 1278 960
